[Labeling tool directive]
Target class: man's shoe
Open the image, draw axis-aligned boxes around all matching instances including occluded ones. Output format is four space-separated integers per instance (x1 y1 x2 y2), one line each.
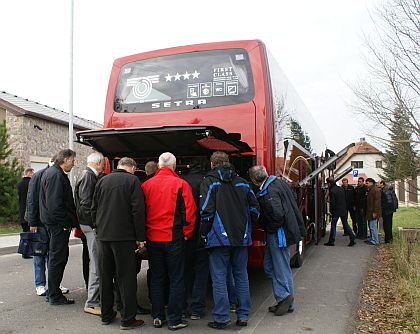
22 254 32 259
348 240 356 247
136 305 151 315
102 310 117 325
60 286 69 294
153 318 167 328
208 321 231 329
84 306 101 316
275 295 294 316
367 241 377 245
120 319 145 330
49 297 75 305
36 286 47 296
236 320 248 327
190 313 201 320
168 320 189 331
268 303 279 313
324 242 335 246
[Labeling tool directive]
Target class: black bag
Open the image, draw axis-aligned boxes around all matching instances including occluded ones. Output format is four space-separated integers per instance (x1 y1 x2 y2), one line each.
17 232 48 256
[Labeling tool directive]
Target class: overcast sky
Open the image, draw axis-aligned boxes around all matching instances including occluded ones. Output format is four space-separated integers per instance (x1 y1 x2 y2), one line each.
0 0 381 152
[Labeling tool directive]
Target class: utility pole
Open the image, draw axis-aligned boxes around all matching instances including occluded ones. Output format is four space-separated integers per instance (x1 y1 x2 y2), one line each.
69 0 75 186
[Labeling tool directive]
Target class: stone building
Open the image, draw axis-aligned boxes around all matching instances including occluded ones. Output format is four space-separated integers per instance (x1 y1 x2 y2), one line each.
0 91 102 184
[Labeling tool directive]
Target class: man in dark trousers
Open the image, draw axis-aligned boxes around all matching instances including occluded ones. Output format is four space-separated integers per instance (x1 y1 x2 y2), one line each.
354 177 368 239
249 165 305 316
181 159 208 320
341 178 357 235
91 157 146 330
74 151 104 316
39 149 78 305
200 151 260 329
142 152 196 330
379 180 398 243
17 168 34 233
324 177 356 247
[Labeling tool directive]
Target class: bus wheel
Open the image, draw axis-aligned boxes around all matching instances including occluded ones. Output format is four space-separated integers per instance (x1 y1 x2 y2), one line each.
290 240 303 268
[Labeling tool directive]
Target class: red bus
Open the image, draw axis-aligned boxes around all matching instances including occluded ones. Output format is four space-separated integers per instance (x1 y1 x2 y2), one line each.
77 40 331 267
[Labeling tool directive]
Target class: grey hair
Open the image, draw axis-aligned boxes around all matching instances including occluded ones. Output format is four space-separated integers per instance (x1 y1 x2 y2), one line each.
87 152 104 164
145 161 158 175
117 157 137 169
54 149 76 165
158 152 176 167
249 165 268 184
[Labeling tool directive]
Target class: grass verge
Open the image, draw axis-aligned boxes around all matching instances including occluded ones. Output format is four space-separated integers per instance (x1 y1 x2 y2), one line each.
0 224 21 235
392 207 420 333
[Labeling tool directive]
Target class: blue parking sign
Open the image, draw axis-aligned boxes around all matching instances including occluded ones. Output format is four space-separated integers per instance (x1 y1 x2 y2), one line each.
352 169 359 178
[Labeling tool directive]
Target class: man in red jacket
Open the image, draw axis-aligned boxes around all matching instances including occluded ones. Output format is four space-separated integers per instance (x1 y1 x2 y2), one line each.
142 152 196 331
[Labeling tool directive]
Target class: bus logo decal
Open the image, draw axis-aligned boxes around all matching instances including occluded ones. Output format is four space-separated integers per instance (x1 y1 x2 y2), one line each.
127 75 160 99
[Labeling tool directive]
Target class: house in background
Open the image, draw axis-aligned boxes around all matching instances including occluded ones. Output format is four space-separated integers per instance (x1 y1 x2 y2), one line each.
0 91 102 183
334 137 383 185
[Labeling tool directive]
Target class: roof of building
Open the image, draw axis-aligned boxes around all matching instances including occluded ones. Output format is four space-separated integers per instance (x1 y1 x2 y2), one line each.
336 138 382 170
0 91 102 130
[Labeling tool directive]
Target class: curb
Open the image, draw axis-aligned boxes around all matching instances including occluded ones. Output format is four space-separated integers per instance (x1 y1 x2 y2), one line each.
0 238 82 256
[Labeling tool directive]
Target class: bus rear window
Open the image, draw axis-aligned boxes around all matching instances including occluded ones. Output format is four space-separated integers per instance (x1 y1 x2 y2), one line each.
114 49 254 113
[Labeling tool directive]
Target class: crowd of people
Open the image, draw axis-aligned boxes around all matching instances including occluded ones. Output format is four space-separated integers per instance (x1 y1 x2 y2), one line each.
16 148 398 330
324 176 398 247
16 149 306 331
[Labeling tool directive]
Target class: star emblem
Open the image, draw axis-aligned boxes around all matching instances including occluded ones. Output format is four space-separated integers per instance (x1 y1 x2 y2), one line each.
165 74 172 82
183 71 190 80
174 72 181 81
192 70 200 79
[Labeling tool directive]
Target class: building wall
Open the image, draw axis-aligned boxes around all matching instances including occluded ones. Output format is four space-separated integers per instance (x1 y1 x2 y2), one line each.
6 111 95 183
335 153 384 184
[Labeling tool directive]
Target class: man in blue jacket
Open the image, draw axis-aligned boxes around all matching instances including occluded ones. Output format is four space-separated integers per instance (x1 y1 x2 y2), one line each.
249 165 305 316
200 151 259 329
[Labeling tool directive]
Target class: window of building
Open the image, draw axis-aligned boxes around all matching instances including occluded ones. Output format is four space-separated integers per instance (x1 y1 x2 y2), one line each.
375 160 382 168
351 161 363 169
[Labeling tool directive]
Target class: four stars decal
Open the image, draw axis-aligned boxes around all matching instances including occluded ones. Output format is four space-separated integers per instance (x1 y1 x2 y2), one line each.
165 70 200 82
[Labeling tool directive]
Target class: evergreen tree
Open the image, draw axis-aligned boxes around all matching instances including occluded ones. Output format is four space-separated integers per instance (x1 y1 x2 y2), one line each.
290 118 312 153
0 120 22 224
380 106 417 181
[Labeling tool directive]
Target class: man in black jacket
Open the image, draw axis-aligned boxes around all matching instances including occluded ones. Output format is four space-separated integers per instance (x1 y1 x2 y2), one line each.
324 177 356 247
200 152 259 329
91 157 146 330
39 149 78 305
249 165 305 316
74 151 104 316
354 177 368 239
181 159 208 320
341 178 357 235
17 168 34 234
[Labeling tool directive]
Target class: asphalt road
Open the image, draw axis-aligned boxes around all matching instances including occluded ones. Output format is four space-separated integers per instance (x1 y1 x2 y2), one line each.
0 234 374 334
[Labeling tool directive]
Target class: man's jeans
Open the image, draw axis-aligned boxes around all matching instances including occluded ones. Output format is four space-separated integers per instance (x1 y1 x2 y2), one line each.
368 219 379 244
264 233 294 310
148 239 185 326
189 249 209 316
328 215 356 243
80 225 100 307
33 226 49 287
208 246 251 323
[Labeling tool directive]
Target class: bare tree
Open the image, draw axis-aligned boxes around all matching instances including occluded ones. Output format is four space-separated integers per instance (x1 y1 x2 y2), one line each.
351 0 420 143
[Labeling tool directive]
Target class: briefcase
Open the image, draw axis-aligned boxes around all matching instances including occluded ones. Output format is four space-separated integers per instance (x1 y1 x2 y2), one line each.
17 232 48 257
